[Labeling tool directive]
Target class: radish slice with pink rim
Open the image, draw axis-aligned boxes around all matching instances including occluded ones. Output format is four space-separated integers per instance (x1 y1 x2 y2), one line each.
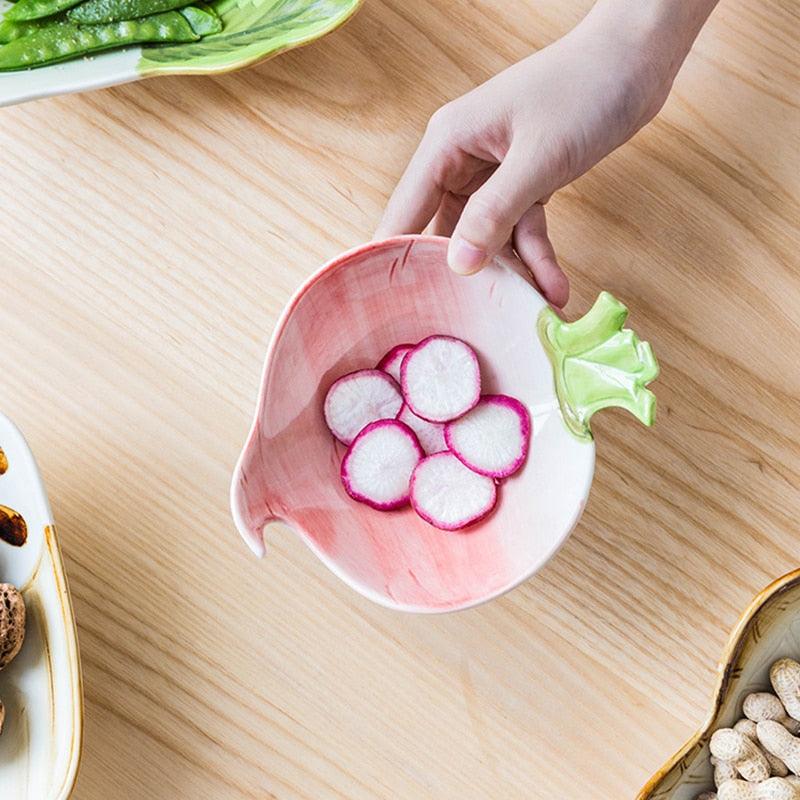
340 420 423 510
323 369 403 445
445 395 531 478
377 343 414 384
410 452 497 530
396 403 446 455
401 335 481 423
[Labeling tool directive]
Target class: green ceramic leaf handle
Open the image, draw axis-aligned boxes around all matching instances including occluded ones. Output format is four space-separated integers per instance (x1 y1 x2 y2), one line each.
538 291 659 441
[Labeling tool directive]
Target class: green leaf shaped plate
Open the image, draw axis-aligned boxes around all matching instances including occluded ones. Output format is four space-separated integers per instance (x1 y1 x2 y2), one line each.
0 0 363 107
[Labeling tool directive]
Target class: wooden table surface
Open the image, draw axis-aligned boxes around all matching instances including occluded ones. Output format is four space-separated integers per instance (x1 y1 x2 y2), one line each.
2 0 798 797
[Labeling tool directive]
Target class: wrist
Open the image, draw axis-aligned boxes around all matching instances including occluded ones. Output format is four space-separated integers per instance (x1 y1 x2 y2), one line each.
581 0 718 83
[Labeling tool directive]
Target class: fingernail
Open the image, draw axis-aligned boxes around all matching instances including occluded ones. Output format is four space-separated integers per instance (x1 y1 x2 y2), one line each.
448 238 486 275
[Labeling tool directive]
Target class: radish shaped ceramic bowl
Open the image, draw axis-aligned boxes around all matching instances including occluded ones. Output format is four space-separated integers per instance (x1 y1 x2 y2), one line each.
231 235 659 613
0 0 362 107
0 413 83 799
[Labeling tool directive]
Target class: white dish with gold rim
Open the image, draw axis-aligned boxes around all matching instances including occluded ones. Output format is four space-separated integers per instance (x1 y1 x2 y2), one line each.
0 413 82 799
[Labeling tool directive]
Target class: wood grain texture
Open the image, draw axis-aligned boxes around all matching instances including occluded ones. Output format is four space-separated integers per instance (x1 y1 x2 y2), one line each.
0 0 798 797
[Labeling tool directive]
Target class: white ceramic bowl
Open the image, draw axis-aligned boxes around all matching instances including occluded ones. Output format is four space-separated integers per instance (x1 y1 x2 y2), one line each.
231 236 659 612
0 413 82 799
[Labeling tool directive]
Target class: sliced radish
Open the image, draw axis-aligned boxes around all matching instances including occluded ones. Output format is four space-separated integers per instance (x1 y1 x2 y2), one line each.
377 343 414 384
445 394 531 478
410 452 497 530
401 335 481 423
340 420 423 510
397 403 446 455
324 369 403 445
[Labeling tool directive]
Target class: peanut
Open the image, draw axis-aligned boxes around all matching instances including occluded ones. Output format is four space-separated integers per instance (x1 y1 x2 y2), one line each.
711 728 772 782
735 718 790 776
772 661 800 724
758 720 800 774
713 756 740 787
745 693 800 736
737 719 760 739
718 778 800 800
0 583 25 670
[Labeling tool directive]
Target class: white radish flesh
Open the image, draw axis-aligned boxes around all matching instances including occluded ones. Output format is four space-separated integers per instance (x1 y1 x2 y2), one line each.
410 452 497 530
445 394 531 478
324 369 403 445
397 403 447 455
340 420 423 510
401 335 481 423
377 343 414 384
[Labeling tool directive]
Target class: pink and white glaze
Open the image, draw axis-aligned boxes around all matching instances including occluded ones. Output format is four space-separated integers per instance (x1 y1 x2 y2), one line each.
231 235 595 613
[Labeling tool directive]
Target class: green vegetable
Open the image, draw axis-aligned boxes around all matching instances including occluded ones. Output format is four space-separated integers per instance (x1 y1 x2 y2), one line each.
5 0 83 23
68 0 189 25
178 4 220 35
0 17 47 43
0 7 219 69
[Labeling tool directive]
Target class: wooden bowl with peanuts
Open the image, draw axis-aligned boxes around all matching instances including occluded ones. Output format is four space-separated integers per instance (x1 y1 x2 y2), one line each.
639 570 800 800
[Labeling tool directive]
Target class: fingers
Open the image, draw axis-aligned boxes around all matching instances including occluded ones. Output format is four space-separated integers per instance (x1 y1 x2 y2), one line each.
374 119 450 239
447 145 551 275
430 192 467 237
513 204 569 307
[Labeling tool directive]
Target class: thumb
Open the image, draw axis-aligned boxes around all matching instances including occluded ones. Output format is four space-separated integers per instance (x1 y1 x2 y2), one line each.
447 146 552 275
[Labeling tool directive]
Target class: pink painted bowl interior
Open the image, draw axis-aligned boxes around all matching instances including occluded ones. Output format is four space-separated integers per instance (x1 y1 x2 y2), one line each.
232 236 595 612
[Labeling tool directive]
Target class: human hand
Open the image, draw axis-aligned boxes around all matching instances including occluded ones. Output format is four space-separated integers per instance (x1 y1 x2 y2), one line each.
376 0 717 306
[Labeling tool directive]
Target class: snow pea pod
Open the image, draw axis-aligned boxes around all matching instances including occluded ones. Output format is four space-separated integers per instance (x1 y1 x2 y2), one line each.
68 0 188 25
0 6 218 69
5 0 82 23
0 17 46 43
179 3 219 35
